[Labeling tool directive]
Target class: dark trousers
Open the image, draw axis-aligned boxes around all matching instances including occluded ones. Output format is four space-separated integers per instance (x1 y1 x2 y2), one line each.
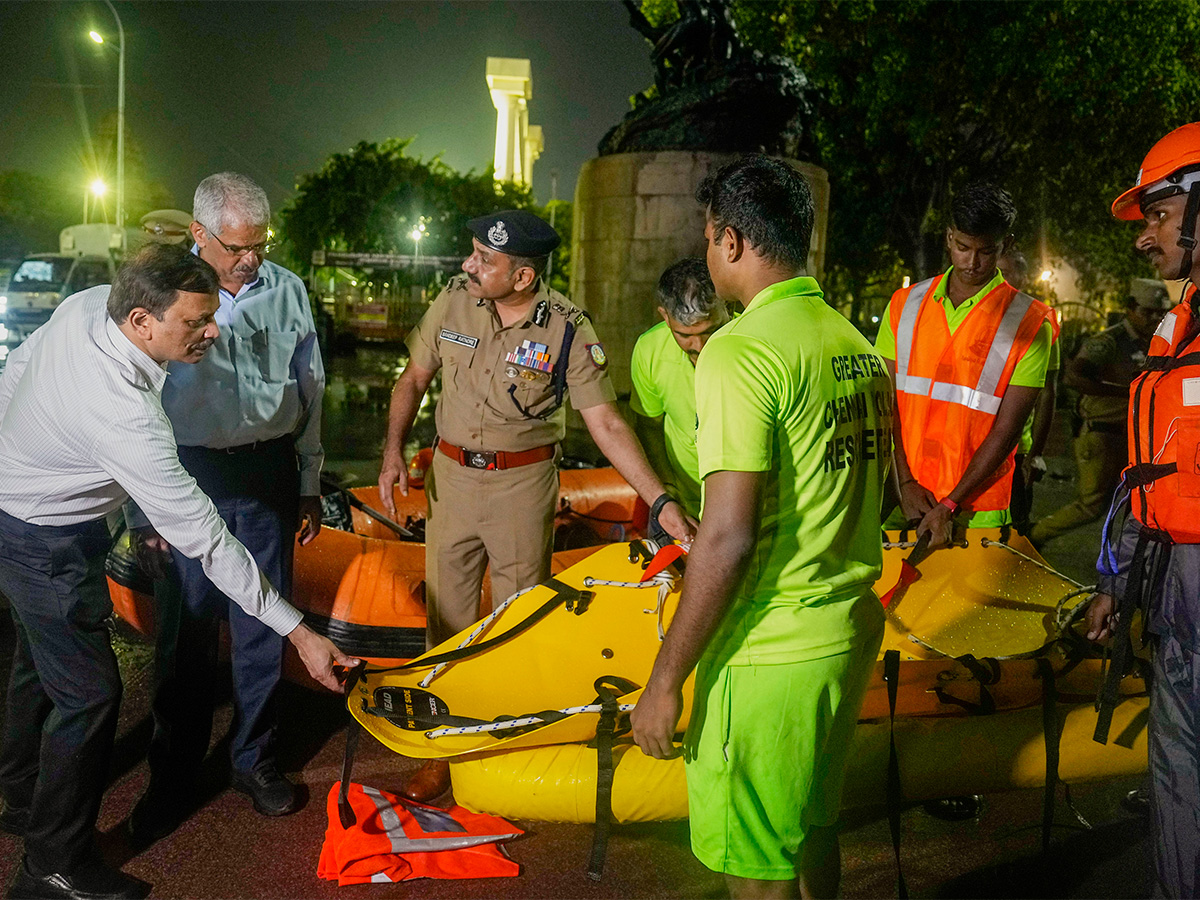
0 509 118 873
147 439 298 780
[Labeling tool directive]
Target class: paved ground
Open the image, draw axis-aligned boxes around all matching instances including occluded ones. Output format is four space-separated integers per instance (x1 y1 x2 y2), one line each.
0 420 1156 899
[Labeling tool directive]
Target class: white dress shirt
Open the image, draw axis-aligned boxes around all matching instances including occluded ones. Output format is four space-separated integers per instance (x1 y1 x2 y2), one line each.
165 257 324 495
0 287 303 636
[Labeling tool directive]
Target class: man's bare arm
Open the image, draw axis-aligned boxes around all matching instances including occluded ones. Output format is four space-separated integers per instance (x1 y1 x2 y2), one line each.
630 469 763 759
378 361 438 516
884 358 936 522
632 408 675 494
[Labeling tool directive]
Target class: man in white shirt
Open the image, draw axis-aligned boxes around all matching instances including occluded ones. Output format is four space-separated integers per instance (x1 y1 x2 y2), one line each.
0 244 355 900
132 173 326 832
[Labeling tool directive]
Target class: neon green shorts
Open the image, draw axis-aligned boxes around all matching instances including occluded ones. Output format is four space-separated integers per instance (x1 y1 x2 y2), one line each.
683 631 882 880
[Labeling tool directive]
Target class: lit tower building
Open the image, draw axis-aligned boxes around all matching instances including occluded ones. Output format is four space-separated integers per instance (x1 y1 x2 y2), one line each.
487 57 543 187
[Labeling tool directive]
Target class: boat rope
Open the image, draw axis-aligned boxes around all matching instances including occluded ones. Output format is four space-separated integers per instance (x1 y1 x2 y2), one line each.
980 537 1088 590
419 585 539 688
426 702 638 739
583 570 676 641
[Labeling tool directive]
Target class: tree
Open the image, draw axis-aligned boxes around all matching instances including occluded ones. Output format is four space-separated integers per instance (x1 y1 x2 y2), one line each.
276 139 544 278
722 0 1200 325
0 171 80 260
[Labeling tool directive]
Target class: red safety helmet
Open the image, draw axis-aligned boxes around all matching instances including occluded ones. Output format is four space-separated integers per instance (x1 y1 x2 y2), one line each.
1112 122 1200 280
1112 122 1200 220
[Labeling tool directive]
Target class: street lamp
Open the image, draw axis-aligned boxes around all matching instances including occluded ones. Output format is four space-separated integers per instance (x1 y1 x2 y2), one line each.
88 1 125 239
85 178 107 223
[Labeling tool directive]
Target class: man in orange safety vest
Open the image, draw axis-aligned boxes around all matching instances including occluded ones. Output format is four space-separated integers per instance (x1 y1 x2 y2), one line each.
876 182 1054 548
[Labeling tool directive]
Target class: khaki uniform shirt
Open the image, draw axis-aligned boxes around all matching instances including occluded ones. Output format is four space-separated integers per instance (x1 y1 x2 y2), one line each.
407 275 615 452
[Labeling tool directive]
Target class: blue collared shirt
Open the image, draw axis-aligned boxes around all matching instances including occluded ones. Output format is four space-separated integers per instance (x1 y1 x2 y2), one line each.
164 256 325 495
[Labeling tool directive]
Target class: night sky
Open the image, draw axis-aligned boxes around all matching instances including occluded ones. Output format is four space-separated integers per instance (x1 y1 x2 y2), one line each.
0 1 654 216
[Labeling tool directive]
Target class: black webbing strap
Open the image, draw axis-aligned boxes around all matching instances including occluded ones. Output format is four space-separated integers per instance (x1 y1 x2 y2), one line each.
1094 530 1152 744
1036 657 1060 854
366 578 581 675
932 654 999 715
338 666 366 829
1140 352 1200 372
883 649 909 899
586 677 625 881
1123 462 1177 488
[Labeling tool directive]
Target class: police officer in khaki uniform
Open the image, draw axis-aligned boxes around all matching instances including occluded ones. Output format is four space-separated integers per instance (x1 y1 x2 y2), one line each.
379 210 695 801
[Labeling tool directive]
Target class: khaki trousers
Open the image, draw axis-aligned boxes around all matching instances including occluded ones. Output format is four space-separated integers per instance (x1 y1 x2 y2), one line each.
425 450 557 646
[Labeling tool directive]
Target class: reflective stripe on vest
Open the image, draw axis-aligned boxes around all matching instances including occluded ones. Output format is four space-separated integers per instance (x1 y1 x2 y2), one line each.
895 280 1035 412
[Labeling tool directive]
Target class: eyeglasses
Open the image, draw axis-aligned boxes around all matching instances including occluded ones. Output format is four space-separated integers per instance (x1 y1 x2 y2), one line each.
200 223 272 257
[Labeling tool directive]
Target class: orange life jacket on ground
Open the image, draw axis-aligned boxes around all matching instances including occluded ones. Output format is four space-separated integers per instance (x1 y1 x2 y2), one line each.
890 274 1053 511
1125 283 1200 542
318 781 522 885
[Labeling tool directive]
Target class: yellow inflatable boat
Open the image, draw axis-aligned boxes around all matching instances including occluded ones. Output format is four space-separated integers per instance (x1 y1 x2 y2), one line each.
348 529 1148 822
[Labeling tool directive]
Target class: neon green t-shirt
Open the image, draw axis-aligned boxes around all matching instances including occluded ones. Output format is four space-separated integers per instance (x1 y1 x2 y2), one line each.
695 276 889 665
876 269 1052 527
630 321 702 517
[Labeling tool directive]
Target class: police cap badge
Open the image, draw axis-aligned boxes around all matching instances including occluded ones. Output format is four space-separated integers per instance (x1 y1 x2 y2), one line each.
467 210 561 258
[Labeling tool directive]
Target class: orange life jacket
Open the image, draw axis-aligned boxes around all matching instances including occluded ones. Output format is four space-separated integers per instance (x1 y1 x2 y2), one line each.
1125 283 1200 542
318 781 522 885
890 274 1053 511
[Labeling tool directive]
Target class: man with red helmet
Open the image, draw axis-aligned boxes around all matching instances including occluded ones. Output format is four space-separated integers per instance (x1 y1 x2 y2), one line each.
1087 121 1200 899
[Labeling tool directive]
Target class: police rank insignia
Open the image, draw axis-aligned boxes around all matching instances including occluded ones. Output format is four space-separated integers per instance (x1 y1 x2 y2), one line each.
533 299 549 327
439 329 479 348
506 339 553 373
587 343 608 368
488 220 509 247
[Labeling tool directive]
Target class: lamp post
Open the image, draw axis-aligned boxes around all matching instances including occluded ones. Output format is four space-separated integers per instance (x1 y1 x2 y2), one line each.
86 178 107 224
89 0 125 239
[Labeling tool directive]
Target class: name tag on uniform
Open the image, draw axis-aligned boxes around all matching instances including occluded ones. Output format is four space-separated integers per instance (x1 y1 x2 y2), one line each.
1184 377 1200 406
439 329 479 349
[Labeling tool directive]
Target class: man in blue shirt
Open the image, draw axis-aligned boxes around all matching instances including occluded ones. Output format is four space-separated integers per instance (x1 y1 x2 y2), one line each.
131 173 326 838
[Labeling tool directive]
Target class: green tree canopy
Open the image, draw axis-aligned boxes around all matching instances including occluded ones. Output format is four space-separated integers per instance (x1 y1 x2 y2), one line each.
277 139 537 276
0 171 81 260
715 0 1200 323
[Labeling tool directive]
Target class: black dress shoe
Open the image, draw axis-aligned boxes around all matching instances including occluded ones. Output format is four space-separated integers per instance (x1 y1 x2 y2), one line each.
0 798 29 837
231 762 300 817
126 783 184 847
7 857 151 900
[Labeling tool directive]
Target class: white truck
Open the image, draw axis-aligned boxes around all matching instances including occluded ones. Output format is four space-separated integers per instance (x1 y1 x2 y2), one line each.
2 224 147 342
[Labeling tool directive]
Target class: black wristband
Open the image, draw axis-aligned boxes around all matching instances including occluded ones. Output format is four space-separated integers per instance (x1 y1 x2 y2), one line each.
650 492 676 521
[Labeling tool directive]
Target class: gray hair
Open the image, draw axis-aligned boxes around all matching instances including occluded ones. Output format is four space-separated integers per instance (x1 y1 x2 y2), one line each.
655 257 723 327
193 172 270 233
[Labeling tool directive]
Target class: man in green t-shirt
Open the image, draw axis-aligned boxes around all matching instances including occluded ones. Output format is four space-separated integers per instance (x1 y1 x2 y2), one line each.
631 156 890 899
631 258 730 518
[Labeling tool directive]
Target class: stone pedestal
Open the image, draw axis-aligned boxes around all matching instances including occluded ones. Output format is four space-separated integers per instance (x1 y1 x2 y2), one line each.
569 151 828 398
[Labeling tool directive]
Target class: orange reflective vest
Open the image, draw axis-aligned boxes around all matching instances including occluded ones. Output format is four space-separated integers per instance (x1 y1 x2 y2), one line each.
1125 284 1200 542
318 781 522 885
890 274 1053 511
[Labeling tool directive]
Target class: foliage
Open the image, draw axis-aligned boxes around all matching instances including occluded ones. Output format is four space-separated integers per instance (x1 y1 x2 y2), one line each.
725 0 1200 325
0 171 81 260
276 139 541 279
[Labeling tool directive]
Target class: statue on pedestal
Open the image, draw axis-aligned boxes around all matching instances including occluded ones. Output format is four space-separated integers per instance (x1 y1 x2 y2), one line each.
600 0 816 160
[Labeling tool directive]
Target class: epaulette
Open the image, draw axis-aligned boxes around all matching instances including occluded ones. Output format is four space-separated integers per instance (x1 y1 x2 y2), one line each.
446 273 471 293
547 294 590 326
